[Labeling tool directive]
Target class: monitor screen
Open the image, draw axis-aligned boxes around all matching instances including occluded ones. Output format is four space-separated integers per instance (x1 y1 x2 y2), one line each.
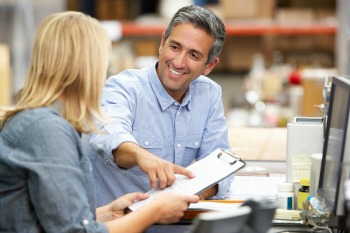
317 76 350 216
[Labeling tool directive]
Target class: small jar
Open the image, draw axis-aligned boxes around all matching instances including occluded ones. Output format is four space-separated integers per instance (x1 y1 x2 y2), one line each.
298 178 310 210
276 183 294 210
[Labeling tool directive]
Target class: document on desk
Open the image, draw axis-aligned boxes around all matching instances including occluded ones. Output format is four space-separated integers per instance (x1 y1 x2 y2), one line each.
128 148 245 211
226 175 286 202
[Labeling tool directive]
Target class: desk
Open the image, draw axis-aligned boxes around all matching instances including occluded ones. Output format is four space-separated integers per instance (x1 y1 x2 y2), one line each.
144 144 333 232
143 169 337 232
144 224 315 233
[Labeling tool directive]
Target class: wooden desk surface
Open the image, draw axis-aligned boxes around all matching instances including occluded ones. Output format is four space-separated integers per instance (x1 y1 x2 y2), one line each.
144 224 313 233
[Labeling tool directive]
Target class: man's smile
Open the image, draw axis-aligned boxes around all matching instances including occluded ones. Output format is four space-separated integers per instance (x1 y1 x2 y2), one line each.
169 67 185 77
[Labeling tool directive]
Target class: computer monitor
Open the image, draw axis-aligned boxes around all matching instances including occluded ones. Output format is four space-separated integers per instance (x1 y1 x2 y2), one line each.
317 75 350 217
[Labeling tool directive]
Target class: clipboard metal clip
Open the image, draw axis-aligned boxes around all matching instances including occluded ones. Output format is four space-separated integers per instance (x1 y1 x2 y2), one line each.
217 151 239 165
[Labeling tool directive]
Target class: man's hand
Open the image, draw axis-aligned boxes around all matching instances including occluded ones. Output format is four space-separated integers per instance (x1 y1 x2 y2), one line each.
137 152 195 189
113 142 195 189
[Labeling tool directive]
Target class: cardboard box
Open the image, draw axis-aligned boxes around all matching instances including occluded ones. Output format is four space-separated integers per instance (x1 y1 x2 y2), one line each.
314 34 335 51
224 36 264 71
65 0 81 11
300 68 337 117
96 0 128 20
134 39 159 56
301 77 324 117
0 44 11 106
220 0 256 19
219 0 275 19
315 9 336 21
275 9 315 24
275 35 315 51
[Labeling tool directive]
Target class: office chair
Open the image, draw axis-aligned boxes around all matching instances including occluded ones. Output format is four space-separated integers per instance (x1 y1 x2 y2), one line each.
241 199 277 233
188 205 252 233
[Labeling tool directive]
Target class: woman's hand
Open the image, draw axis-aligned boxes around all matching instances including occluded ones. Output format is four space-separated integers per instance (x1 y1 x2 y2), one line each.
96 192 149 222
146 191 199 224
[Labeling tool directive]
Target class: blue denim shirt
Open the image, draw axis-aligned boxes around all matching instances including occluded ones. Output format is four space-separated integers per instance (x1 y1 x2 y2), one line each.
86 62 233 207
0 107 108 233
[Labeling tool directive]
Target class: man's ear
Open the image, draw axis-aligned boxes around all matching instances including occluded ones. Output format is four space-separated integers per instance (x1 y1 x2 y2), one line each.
203 57 219 76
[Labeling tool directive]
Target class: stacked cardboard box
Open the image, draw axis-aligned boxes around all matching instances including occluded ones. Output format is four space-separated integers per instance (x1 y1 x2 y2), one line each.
96 0 140 20
0 44 11 106
219 0 275 20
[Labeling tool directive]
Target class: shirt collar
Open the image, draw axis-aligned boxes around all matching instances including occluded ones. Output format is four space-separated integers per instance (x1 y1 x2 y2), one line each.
149 61 192 111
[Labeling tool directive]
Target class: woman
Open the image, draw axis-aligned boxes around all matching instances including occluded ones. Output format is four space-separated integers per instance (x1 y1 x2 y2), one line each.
0 11 198 233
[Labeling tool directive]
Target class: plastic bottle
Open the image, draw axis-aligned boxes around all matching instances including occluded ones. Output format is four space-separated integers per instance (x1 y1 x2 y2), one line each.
298 178 310 210
276 183 294 210
307 196 327 214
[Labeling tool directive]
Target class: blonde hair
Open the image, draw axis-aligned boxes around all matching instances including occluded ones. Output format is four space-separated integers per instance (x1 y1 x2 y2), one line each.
0 11 111 133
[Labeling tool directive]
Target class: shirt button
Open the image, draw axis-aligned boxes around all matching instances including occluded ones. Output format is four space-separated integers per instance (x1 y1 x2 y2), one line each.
194 141 199 146
144 141 149 146
82 219 89 225
177 143 181 148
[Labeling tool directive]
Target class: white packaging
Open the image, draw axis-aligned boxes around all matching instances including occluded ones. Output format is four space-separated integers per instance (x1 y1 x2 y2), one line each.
276 183 294 210
286 117 324 183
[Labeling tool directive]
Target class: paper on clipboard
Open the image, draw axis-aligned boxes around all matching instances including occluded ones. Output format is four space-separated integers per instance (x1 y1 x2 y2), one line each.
128 148 246 211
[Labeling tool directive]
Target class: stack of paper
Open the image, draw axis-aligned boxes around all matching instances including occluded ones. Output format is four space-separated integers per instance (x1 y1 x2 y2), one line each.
226 175 286 203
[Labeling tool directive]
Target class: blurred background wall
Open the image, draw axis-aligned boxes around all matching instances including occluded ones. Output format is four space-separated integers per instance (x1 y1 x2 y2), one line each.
0 0 346 130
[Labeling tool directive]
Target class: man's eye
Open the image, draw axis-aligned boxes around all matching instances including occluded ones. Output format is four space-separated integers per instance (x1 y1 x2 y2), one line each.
190 53 199 60
170 45 178 50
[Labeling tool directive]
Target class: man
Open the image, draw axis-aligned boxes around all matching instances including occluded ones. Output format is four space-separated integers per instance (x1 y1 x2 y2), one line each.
85 5 233 207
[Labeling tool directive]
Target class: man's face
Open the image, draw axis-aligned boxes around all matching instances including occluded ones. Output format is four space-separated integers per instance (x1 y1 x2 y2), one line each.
157 23 219 102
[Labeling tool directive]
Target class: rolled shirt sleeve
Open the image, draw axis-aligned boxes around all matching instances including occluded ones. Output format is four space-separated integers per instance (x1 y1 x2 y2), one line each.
90 73 139 165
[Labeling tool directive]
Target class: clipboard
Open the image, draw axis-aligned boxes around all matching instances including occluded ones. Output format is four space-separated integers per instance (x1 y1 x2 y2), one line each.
128 148 246 211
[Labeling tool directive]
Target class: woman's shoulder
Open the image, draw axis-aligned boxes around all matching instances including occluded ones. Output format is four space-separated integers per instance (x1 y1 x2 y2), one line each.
15 107 63 128
2 107 72 144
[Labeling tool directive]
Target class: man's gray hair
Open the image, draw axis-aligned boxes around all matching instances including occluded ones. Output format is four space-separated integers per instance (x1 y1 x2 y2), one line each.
163 5 226 64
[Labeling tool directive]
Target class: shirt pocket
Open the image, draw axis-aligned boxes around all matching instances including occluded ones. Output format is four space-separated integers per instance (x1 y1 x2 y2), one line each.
130 130 163 176
133 130 163 150
182 133 203 166
185 133 202 149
